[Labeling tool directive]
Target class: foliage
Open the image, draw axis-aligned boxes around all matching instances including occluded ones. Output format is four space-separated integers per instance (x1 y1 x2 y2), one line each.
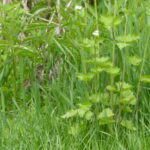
0 0 150 149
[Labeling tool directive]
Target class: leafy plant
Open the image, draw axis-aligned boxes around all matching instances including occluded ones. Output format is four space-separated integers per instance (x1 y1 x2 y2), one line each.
1 1 150 149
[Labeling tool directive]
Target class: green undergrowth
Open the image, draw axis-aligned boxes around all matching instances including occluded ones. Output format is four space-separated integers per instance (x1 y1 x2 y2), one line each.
0 0 150 149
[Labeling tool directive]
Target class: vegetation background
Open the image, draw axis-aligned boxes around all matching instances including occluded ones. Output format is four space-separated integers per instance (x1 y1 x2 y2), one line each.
0 0 150 149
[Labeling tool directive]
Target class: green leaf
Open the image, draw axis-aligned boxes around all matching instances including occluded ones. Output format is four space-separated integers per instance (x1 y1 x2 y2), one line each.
98 108 114 119
82 39 98 55
116 34 140 49
89 93 101 103
14 45 36 56
77 101 92 117
116 34 140 43
106 85 118 92
107 82 133 93
30 7 49 18
98 108 115 125
26 22 53 30
116 82 133 91
100 15 122 30
76 7 86 18
85 111 94 120
121 120 136 131
0 40 9 48
82 39 95 48
145 2 150 16
87 57 110 67
120 90 136 105
120 106 133 113
128 56 142 66
78 101 92 110
105 67 120 76
0 87 10 92
91 67 104 74
2 2 20 12
140 75 150 83
1 54 7 62
117 42 130 49
77 73 94 81
99 117 115 125
68 124 81 136
87 57 109 64
61 109 78 119
77 108 87 117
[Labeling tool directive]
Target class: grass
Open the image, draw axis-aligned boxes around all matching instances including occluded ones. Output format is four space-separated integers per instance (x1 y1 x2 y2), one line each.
0 107 150 149
0 0 150 149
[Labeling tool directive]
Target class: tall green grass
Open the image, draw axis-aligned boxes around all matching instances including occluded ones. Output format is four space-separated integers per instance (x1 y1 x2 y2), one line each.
0 0 150 149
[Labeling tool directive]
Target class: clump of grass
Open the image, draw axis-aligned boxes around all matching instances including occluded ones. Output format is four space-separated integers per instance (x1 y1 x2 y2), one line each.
0 0 150 149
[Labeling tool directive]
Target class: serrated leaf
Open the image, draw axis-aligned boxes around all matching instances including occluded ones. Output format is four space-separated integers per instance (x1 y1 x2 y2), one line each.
106 85 118 92
105 67 120 76
121 8 135 16
85 111 94 120
128 56 142 66
89 93 101 103
117 42 130 49
116 34 140 43
87 57 109 65
61 109 78 119
98 108 114 119
99 117 115 125
121 106 133 113
78 101 92 110
121 120 136 131
120 90 136 105
77 108 87 117
77 101 92 117
77 73 94 81
140 75 150 83
68 124 80 136
100 15 122 30
82 39 95 48
116 82 133 91
91 67 104 74
98 108 115 125
87 57 112 71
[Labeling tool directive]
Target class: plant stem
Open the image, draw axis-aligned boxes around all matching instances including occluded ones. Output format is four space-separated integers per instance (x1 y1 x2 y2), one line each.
110 28 116 105
135 34 149 113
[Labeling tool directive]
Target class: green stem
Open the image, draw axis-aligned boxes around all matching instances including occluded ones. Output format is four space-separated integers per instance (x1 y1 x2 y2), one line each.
12 49 17 99
110 0 117 105
110 28 116 105
94 0 100 93
135 34 149 112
